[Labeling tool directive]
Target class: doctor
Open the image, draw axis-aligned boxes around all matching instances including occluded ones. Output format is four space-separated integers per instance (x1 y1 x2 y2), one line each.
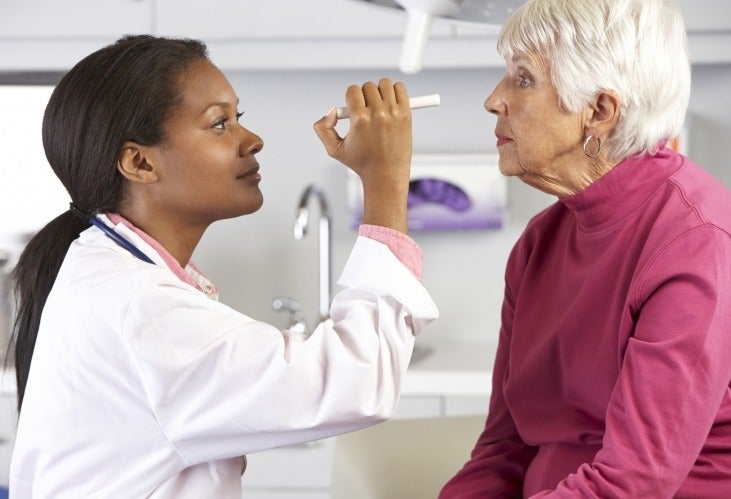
9 35 437 498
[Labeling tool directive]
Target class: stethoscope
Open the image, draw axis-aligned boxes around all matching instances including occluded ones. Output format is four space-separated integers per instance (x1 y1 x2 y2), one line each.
89 216 156 264
70 204 155 264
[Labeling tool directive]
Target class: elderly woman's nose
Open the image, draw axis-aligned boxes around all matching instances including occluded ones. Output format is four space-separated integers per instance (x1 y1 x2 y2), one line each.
484 88 503 115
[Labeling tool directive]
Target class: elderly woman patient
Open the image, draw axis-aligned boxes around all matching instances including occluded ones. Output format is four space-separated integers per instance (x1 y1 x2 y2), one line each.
440 0 731 497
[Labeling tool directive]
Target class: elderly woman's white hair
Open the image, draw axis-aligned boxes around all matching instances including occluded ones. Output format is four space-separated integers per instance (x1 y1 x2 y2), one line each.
498 0 691 161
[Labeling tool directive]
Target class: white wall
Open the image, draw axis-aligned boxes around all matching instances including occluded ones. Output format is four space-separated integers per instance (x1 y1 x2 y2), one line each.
192 64 731 343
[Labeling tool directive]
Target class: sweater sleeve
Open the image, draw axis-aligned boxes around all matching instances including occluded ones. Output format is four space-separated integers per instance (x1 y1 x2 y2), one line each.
532 225 731 498
358 224 424 281
440 251 538 498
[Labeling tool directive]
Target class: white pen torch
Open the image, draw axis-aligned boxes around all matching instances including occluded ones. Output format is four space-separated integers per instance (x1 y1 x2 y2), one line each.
335 94 441 120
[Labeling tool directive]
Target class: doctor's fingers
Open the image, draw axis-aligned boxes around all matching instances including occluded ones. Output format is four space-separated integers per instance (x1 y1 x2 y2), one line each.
313 80 412 172
313 108 343 159
349 79 410 118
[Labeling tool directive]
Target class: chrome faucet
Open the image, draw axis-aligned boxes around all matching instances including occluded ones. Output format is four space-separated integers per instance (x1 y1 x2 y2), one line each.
293 184 332 325
271 296 308 334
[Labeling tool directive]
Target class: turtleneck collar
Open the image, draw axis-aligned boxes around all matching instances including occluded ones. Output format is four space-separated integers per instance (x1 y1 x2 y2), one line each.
559 148 685 232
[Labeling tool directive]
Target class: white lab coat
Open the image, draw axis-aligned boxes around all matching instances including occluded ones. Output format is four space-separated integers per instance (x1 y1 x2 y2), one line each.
9 216 438 498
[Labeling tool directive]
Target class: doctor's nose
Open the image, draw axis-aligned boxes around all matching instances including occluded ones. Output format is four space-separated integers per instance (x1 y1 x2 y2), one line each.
240 127 264 156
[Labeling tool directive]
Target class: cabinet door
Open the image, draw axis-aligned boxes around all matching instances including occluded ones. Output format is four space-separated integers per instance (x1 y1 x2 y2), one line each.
0 0 152 38
154 0 452 40
246 493 328 499
0 395 17 487
244 437 335 491
394 395 443 419
676 0 731 32
242 395 443 494
445 395 490 417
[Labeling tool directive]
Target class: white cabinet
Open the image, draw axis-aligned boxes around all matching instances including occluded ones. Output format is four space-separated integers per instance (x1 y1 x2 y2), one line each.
675 0 731 65
0 0 152 70
0 0 151 38
240 338 493 497
0 0 454 71
241 396 443 497
154 0 429 40
678 0 731 32
0 394 17 488
153 0 462 71
1 0 730 71
242 393 489 498
244 438 334 497
246 493 328 499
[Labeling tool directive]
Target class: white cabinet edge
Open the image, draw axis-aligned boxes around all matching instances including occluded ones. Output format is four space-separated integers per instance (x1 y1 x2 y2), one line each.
1 31 729 72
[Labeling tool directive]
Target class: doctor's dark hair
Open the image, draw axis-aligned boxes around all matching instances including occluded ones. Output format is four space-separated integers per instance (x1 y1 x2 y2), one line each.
9 35 208 412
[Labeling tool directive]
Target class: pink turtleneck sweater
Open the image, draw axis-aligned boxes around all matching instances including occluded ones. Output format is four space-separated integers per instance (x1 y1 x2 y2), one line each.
441 149 731 498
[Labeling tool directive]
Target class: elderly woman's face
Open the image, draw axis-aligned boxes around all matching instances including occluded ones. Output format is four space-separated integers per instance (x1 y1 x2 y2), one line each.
485 54 589 197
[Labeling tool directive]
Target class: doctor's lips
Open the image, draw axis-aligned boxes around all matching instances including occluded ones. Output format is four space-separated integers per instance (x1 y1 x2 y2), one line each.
237 164 261 181
495 132 512 147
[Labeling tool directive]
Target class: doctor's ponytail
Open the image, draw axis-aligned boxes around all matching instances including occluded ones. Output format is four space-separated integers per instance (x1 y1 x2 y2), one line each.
9 35 208 412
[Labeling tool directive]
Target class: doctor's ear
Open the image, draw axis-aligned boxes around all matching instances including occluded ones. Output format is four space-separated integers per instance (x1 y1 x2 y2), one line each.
117 142 159 184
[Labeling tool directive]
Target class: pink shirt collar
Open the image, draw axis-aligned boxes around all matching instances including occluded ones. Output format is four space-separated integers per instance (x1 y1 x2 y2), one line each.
106 213 219 300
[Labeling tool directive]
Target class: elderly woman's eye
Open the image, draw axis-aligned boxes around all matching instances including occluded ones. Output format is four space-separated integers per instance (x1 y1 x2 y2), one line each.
518 75 531 88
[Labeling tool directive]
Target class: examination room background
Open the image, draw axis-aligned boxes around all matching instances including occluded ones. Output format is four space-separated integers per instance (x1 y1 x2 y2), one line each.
192 64 731 343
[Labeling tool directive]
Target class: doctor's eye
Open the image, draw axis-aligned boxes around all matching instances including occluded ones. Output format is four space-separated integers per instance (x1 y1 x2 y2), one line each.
212 117 228 130
212 112 243 131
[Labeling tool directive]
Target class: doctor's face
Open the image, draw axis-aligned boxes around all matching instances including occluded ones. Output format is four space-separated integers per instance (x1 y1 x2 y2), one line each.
148 58 264 225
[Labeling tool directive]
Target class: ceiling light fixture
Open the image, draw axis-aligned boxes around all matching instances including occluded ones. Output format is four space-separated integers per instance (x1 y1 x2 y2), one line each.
359 0 524 73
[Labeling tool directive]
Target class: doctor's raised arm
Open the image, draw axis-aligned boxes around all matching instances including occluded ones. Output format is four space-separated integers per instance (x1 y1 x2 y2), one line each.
8 35 437 498
314 79 413 233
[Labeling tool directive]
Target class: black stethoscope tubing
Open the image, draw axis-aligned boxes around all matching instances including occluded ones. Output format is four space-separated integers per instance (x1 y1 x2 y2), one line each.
89 215 156 264
69 203 155 264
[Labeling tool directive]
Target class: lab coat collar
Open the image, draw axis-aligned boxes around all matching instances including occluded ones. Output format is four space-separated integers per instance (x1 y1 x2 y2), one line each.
101 213 219 300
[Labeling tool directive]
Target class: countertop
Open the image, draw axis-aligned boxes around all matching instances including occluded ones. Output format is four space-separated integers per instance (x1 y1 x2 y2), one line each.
0 338 498 399
403 337 496 398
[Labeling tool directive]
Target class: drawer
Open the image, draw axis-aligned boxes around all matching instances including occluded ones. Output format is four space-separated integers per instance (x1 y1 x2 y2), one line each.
444 396 490 417
393 396 443 419
244 491 329 499
243 437 335 489
0 436 12 486
0 396 17 441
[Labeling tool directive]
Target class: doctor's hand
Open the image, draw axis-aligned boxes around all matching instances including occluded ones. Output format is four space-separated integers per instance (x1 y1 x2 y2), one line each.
314 78 412 234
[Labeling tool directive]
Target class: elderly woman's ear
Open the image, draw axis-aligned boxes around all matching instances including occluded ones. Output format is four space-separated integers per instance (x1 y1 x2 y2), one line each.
584 89 621 145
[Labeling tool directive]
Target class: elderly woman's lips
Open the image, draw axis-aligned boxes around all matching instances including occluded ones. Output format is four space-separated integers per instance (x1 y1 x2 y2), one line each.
496 134 512 146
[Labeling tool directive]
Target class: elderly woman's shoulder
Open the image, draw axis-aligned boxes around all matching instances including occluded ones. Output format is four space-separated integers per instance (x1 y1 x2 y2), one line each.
670 156 731 230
